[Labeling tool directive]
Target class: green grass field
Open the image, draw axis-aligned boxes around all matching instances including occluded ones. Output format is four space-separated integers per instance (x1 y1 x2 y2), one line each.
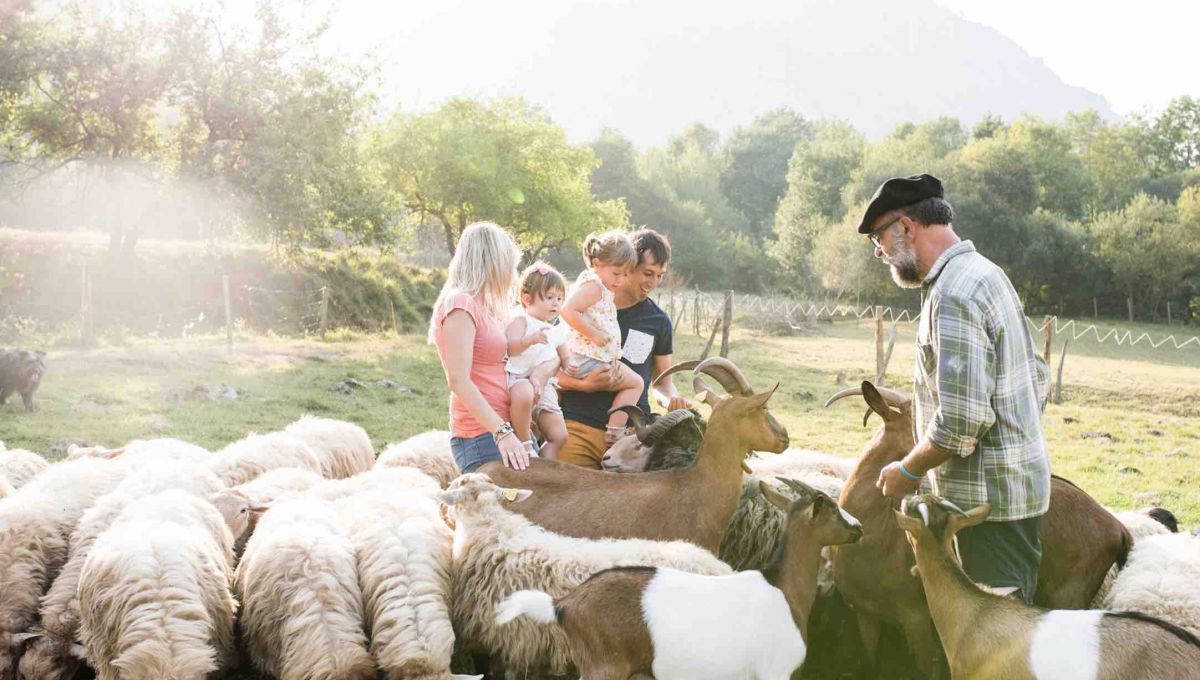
2 319 1198 526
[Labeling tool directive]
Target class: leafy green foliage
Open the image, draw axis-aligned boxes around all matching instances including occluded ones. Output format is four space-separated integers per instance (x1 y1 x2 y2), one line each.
379 98 627 258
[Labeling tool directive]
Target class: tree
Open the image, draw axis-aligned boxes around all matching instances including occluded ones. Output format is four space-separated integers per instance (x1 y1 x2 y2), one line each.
718 108 810 243
1092 194 1191 320
842 117 966 207
1148 96 1200 173
166 4 396 248
589 128 726 287
771 121 865 287
381 98 626 258
8 1 170 254
1065 111 1151 212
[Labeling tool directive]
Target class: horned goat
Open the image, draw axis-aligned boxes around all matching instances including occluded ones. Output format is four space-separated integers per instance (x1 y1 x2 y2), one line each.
441 473 731 678
826 381 1133 678
895 495 1200 680
479 358 788 554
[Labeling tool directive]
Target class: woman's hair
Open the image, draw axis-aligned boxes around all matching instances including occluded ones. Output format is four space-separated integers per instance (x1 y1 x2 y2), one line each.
427 222 521 343
518 261 567 303
581 230 636 269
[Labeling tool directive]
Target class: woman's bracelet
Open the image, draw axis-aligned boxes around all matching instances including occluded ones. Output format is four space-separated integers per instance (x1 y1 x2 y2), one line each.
492 421 515 444
898 462 923 482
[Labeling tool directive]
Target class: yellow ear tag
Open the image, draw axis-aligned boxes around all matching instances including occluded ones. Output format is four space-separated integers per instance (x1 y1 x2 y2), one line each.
502 488 519 502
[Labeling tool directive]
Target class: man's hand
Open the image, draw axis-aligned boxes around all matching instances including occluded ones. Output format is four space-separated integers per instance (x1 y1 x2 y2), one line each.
607 359 622 384
877 461 922 498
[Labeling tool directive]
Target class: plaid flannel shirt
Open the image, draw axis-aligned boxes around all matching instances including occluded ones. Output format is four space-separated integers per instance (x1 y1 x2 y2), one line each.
914 241 1051 521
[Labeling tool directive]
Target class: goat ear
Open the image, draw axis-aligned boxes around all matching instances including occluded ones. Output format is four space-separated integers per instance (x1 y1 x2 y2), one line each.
746 383 779 411
861 382 894 423
945 503 990 536
759 481 792 512
893 508 925 534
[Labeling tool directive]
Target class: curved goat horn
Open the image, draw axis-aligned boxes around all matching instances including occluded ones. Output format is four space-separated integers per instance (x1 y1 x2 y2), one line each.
937 498 968 516
823 385 912 408
692 375 722 406
651 360 701 387
642 409 695 446
694 357 754 396
607 405 652 442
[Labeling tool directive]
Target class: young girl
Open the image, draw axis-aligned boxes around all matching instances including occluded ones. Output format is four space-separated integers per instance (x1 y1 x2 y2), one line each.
505 262 570 459
561 230 644 444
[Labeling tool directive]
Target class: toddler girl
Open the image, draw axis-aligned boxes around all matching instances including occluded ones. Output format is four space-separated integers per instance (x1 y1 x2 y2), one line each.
561 230 644 444
505 262 570 459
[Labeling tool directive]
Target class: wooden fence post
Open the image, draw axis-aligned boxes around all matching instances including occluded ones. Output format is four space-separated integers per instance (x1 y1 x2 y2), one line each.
720 290 733 358
389 299 399 336
694 290 701 338
1093 297 1098 320
319 287 330 340
223 275 233 353
1126 295 1134 323
79 263 92 343
701 318 721 360
875 306 884 383
1055 339 1069 405
1167 301 1172 325
1042 315 1054 364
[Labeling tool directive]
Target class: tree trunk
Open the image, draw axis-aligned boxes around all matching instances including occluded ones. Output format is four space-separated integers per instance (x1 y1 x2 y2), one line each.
1127 293 1135 323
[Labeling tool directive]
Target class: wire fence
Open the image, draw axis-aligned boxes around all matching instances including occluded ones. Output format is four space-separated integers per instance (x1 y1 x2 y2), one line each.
653 289 1200 354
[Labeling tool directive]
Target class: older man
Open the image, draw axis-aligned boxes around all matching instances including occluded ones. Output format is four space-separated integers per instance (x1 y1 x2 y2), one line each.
556 228 692 469
868 174 1052 604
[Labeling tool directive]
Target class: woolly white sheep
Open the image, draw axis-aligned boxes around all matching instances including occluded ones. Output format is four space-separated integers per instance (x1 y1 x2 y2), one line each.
0 447 50 489
376 430 459 488
66 438 211 465
1104 532 1200 637
78 489 240 680
235 495 376 680
19 462 247 680
0 457 128 675
747 448 856 484
283 415 376 479
440 473 732 678
337 481 457 679
209 432 323 486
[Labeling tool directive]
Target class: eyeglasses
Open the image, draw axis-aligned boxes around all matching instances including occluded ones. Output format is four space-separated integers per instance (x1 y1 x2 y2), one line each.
869 217 902 248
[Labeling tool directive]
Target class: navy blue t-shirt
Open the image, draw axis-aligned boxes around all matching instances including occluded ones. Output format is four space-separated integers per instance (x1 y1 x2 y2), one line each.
560 298 674 430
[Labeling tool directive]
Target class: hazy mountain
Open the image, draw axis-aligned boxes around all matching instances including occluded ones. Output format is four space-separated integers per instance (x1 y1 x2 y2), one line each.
335 0 1114 143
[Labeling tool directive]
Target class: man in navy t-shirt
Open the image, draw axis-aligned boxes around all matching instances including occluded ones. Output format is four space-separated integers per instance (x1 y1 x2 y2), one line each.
557 229 692 468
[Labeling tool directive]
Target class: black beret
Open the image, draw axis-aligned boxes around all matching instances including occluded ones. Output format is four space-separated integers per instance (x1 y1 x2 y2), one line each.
857 174 944 234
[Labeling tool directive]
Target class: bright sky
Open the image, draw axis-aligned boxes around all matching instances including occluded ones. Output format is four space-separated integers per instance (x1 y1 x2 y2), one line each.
933 0 1200 115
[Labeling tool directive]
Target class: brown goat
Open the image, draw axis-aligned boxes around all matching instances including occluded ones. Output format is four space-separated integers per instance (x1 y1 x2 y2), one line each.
479 358 788 554
494 478 864 680
895 495 1200 680
828 382 1133 677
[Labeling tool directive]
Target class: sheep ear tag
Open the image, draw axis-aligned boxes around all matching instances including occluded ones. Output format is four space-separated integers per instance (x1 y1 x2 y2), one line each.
501 488 532 503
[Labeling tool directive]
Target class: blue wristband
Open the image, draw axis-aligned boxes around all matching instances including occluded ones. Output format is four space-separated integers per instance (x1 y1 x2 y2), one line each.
898 463 922 482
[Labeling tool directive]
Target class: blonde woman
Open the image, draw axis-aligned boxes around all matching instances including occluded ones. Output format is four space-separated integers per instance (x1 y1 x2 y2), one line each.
429 222 529 472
